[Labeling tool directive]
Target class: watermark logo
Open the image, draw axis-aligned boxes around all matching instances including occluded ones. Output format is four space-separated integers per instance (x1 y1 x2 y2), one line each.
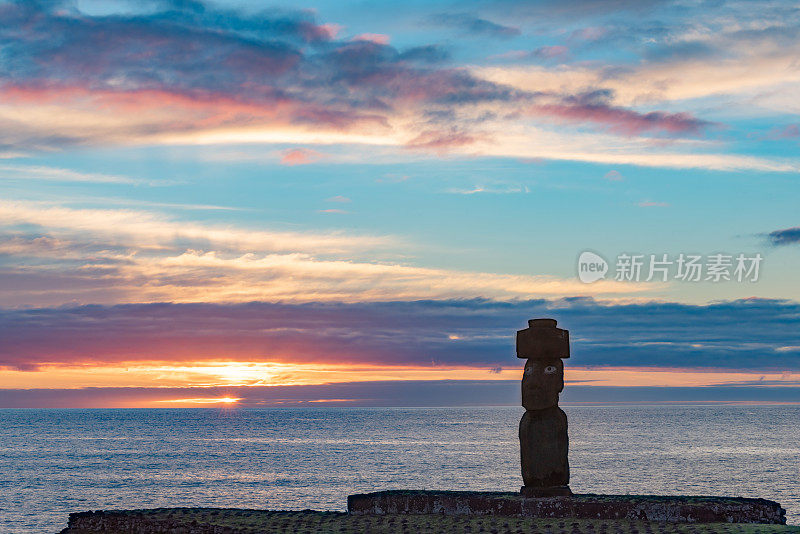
577 251 609 283
577 251 762 283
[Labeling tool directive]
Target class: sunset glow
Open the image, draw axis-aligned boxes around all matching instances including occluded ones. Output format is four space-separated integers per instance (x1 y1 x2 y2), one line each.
154 396 242 407
2 362 796 391
1 0 799 409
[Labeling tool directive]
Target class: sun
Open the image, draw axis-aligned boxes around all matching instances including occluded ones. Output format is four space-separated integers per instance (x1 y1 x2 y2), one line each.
153 396 243 406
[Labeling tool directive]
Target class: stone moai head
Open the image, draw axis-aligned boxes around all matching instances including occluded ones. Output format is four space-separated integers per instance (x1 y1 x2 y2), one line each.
517 318 569 410
522 359 563 409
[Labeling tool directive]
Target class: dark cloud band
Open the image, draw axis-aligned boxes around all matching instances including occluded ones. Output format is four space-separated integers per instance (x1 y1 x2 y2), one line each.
2 297 799 371
3 382 800 408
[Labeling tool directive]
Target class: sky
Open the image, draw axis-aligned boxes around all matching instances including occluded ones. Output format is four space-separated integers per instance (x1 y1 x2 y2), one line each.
1 0 800 408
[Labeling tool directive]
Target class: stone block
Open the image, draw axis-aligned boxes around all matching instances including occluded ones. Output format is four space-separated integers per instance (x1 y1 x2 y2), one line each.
516 319 569 359
519 407 569 487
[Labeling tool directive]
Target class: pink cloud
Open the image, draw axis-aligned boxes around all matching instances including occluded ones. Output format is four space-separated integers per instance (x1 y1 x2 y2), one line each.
0 2 518 151
533 102 711 136
280 148 323 166
407 129 481 152
316 23 343 40
533 45 570 60
352 33 390 45
0 82 388 148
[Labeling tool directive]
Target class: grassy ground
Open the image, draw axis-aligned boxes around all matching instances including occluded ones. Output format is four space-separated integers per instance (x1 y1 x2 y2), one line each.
75 508 800 534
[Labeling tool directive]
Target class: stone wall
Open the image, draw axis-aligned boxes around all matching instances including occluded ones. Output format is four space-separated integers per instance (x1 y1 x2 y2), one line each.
61 510 250 534
347 490 787 524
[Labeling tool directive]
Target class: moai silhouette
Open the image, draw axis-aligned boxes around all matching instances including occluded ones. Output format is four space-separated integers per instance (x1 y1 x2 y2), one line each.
517 318 572 497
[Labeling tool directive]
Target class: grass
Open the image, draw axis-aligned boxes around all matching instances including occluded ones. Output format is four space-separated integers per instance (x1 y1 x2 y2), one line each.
74 508 800 534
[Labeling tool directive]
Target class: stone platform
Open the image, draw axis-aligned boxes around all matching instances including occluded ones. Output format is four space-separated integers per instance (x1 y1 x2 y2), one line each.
347 490 787 524
59 507 800 534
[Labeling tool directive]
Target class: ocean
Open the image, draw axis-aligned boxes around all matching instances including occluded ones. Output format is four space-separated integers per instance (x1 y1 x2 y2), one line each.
1 405 798 533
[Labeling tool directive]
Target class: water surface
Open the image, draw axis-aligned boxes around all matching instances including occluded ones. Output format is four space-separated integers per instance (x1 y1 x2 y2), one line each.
1 405 797 533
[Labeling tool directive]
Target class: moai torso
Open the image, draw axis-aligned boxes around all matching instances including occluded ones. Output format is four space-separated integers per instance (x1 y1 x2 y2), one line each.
517 318 571 496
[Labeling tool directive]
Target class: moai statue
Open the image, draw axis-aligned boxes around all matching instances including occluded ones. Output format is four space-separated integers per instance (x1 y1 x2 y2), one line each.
517 318 572 497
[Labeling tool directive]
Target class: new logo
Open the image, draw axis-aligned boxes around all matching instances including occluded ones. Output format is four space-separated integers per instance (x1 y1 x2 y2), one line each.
577 251 608 283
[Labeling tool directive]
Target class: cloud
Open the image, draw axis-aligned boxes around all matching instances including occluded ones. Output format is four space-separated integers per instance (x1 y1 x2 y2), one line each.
0 164 138 184
352 33 390 45
0 244 632 306
532 90 713 137
2 0 798 174
447 184 528 195
430 13 520 38
280 148 322 166
0 0 521 150
637 200 669 207
767 226 800 246
765 124 800 140
643 40 717 62
493 46 571 63
0 200 638 307
603 170 623 181
5 381 800 408
325 196 351 203
532 45 570 60
475 14 800 114
398 45 450 64
568 26 609 42
0 200 389 254
2 297 799 372
443 123 800 173
406 129 481 151
490 0 665 19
